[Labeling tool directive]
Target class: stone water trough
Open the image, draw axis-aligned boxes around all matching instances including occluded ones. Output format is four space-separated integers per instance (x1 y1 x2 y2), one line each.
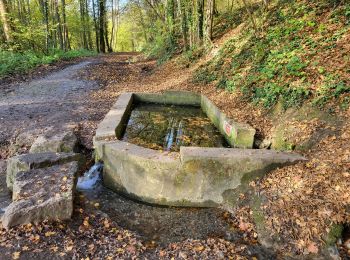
94 91 306 207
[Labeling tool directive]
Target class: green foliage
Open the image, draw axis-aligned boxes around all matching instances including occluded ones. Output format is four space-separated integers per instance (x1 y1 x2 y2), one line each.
193 67 217 84
282 87 310 109
325 224 344 246
286 56 308 77
217 77 236 92
191 0 349 110
252 83 283 108
144 31 178 64
0 49 96 78
313 74 350 107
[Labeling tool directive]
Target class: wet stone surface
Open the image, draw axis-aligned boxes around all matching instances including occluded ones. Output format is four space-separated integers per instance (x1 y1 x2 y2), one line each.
0 160 11 218
122 103 229 152
77 175 276 258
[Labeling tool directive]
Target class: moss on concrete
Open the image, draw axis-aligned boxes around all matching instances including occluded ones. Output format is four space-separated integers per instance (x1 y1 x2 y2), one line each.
325 224 344 246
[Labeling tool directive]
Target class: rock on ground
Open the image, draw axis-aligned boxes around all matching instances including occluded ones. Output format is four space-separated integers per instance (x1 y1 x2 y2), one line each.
6 152 82 190
8 130 41 156
29 130 78 154
1 162 78 229
0 160 11 219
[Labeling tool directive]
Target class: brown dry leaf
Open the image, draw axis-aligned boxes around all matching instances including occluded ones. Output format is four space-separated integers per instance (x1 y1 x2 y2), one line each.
103 219 110 229
83 217 90 227
238 220 249 231
307 242 319 254
45 231 56 237
65 245 74 252
50 246 59 252
12 252 20 260
194 245 204 251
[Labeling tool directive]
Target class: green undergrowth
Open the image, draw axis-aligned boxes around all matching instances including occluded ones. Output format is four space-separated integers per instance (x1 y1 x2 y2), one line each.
0 49 97 78
193 0 350 110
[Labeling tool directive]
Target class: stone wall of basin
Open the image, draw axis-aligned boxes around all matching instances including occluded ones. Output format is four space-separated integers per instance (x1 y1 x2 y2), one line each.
93 91 307 207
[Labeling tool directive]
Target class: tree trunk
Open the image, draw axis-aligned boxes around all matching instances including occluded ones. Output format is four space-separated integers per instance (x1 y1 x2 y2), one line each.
80 0 88 48
92 0 100 52
110 0 121 51
44 0 50 52
165 0 175 45
99 0 106 52
204 0 214 46
61 0 70 50
196 0 204 44
178 0 188 50
85 0 93 49
0 0 12 42
104 15 112 52
54 0 64 50
241 0 258 35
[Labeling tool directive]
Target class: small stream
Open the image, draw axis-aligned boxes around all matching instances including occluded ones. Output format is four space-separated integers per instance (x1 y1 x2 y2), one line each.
77 164 276 258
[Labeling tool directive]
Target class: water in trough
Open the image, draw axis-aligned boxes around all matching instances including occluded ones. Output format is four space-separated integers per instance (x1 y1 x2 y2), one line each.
121 103 229 152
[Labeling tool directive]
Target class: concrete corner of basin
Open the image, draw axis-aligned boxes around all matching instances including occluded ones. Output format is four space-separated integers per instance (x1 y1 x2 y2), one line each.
200 95 256 148
94 92 134 142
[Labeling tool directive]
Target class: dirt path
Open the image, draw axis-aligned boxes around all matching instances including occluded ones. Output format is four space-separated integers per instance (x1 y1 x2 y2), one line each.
0 61 97 156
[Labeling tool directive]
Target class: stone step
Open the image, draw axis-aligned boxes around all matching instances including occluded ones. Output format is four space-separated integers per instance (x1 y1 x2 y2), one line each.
1 162 78 229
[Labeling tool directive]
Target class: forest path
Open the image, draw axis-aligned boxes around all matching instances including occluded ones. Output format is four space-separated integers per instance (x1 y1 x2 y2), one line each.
0 60 98 156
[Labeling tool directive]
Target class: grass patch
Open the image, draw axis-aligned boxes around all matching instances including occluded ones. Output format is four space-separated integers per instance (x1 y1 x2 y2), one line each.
0 49 97 78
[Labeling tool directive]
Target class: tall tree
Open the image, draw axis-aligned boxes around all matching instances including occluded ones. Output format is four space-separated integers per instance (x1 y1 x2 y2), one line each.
196 0 204 44
241 0 258 35
54 0 64 49
92 0 100 52
0 0 12 42
99 0 106 52
204 0 214 46
61 0 70 50
44 0 49 51
178 0 188 50
165 0 175 45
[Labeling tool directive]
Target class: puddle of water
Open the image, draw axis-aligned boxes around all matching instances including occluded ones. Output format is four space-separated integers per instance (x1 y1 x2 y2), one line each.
122 103 229 152
77 163 103 190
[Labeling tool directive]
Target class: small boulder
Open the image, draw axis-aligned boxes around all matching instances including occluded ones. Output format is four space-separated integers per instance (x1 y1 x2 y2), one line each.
2 162 78 229
8 130 40 156
6 152 82 190
29 131 78 154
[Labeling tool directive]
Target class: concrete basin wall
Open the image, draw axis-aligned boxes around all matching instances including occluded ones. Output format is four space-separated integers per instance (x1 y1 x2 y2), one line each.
93 91 307 207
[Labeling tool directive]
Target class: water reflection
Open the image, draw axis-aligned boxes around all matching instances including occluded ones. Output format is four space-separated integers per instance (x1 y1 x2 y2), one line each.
122 104 229 152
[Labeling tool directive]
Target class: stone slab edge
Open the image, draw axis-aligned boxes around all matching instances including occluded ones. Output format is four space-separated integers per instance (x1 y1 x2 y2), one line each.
200 95 256 148
94 92 134 142
6 152 82 190
96 139 307 207
133 91 201 106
